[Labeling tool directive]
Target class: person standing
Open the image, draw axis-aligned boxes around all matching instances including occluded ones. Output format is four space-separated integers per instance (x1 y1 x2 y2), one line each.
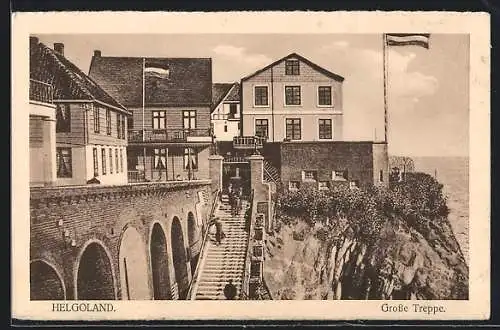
223 279 237 300
215 218 225 245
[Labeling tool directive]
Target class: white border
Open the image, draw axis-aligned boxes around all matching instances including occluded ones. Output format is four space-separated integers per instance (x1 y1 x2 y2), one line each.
12 11 490 321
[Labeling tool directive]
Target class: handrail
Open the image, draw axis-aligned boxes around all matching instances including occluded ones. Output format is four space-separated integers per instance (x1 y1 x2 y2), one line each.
240 189 255 299
128 128 212 143
186 189 220 300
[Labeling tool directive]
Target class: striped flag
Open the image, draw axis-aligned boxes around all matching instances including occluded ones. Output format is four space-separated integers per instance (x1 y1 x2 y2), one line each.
385 33 430 49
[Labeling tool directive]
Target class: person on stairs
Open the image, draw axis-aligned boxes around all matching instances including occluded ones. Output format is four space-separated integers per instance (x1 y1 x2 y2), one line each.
224 279 237 300
215 218 225 245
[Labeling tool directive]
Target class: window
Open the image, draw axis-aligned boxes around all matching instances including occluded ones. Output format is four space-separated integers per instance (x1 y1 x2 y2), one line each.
379 170 384 182
318 86 333 106
120 149 124 173
93 148 98 177
318 181 330 190
285 86 301 105
55 104 71 133
229 104 237 119
152 111 166 129
255 119 269 138
56 148 72 178
254 86 268 106
288 181 300 191
117 114 122 139
224 125 228 132
183 110 196 130
127 117 134 130
332 170 348 181
319 119 332 139
101 149 107 175
106 109 112 135
285 59 300 75
94 107 100 133
302 170 318 181
109 148 113 174
115 149 119 173
153 148 167 169
285 118 301 140
184 148 198 170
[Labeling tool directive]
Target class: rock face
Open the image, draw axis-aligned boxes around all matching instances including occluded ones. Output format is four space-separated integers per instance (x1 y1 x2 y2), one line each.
264 173 468 300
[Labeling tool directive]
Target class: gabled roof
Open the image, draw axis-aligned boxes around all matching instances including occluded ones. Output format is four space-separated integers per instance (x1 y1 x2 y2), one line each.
211 82 240 112
89 55 213 108
240 52 345 82
225 83 240 102
211 83 234 110
29 38 129 113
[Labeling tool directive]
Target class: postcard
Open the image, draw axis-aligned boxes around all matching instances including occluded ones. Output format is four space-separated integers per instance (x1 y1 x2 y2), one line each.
11 10 490 321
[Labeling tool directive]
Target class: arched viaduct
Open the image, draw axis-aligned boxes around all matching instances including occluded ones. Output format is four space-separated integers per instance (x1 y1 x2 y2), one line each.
29 181 212 300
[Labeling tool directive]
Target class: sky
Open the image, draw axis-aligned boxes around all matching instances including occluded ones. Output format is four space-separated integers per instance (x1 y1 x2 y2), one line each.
34 33 469 157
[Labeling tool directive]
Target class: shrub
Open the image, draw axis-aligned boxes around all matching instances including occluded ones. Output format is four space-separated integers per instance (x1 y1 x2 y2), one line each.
275 172 449 245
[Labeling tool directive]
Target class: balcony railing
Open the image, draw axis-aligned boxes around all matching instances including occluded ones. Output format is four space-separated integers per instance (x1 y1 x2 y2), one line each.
223 155 249 163
233 136 265 149
212 113 240 120
128 170 146 183
29 79 53 104
128 128 212 143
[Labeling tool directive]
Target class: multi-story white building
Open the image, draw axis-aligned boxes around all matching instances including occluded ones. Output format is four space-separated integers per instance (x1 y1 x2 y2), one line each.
211 82 241 142
241 52 344 143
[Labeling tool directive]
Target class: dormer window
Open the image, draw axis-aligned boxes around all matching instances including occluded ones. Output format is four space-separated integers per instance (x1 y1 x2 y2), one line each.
285 59 300 75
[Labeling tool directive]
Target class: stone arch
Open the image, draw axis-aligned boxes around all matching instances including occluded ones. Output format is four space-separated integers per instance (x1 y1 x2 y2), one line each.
171 216 190 300
30 259 66 300
149 222 172 300
75 240 117 300
187 211 200 275
118 225 151 300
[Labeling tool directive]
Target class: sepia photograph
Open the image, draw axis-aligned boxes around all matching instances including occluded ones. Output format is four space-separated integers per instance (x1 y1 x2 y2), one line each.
12 11 490 320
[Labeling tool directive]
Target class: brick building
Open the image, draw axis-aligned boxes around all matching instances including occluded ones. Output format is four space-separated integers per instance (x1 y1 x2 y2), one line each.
30 37 131 186
88 53 213 183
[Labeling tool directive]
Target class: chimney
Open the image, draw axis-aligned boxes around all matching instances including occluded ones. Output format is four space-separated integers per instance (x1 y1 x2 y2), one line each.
54 43 64 56
29 36 39 47
94 50 101 57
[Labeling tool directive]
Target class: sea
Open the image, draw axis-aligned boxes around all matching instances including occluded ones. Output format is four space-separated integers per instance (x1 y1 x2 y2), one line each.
412 156 469 264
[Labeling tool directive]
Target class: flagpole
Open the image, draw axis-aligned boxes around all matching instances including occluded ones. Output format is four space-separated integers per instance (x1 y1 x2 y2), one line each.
383 33 388 144
142 57 146 180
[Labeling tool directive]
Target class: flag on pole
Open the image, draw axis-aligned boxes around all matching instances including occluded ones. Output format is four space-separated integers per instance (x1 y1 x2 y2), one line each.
385 33 431 49
144 62 170 79
381 33 431 144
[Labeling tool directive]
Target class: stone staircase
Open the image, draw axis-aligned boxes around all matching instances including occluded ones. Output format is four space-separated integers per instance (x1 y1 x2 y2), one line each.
192 194 250 300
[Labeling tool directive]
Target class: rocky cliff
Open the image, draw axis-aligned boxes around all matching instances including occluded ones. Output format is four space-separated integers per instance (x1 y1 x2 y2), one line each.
264 173 468 300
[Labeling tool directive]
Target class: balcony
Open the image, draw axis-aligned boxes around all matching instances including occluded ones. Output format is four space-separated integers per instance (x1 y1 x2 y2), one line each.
233 136 265 150
29 79 53 104
128 128 212 145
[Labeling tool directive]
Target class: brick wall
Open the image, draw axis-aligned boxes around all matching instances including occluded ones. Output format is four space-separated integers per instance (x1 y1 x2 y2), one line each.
280 141 388 190
30 181 212 300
